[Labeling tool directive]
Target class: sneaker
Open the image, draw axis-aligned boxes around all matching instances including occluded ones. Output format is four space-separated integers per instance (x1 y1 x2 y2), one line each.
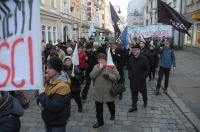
155 89 159 95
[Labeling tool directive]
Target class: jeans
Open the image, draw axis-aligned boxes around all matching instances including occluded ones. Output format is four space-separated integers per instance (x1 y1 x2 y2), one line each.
156 67 171 90
45 124 66 132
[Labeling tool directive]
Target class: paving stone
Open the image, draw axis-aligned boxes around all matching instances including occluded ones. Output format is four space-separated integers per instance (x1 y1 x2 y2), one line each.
167 119 177 124
160 128 173 132
143 127 152 132
152 128 161 132
167 124 178 129
140 122 150 127
149 123 158 128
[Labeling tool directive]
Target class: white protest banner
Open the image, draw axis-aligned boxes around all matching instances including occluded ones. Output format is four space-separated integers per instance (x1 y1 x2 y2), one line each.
0 0 43 91
128 25 172 39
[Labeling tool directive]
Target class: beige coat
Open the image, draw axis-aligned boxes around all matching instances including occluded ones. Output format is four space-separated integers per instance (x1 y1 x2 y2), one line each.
90 64 120 103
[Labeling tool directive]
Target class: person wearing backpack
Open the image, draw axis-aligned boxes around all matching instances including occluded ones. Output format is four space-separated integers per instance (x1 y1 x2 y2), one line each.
155 39 176 95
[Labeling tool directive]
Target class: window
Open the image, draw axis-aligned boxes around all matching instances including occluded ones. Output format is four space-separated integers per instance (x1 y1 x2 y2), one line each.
185 0 192 5
48 26 52 43
195 24 200 46
51 0 56 8
53 27 57 44
64 2 67 13
41 26 46 43
40 0 45 4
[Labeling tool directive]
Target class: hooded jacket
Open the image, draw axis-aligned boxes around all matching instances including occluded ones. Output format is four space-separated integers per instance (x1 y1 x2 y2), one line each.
38 71 71 127
0 92 24 132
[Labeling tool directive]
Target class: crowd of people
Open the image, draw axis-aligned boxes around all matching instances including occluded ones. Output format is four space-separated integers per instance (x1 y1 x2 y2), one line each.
0 35 176 132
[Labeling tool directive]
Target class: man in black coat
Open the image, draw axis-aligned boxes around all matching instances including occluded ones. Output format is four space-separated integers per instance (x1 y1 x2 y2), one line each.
128 45 150 112
111 42 125 100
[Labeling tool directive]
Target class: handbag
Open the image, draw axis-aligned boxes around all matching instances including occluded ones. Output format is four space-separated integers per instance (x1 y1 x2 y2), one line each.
110 82 126 97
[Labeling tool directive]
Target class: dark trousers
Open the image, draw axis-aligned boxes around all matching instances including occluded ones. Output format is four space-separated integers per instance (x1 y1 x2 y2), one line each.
71 92 82 110
156 67 171 90
95 101 115 124
131 90 147 108
45 124 66 132
149 66 156 80
79 67 86 84
81 75 92 100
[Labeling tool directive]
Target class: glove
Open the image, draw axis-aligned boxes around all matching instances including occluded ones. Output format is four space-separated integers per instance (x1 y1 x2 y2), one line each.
102 74 109 79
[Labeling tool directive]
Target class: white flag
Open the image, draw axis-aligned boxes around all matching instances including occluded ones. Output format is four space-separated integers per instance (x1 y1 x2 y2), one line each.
88 23 96 37
72 44 79 65
106 48 115 69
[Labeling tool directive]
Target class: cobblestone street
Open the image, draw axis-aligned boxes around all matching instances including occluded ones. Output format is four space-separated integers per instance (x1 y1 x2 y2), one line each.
20 78 198 132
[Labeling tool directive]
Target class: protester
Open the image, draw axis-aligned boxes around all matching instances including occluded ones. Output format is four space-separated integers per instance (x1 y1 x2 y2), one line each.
110 42 125 100
63 56 83 112
66 47 73 56
128 45 150 112
81 42 99 101
55 44 66 61
78 46 88 84
155 39 176 95
0 91 24 132
37 57 71 132
148 44 159 81
90 53 120 128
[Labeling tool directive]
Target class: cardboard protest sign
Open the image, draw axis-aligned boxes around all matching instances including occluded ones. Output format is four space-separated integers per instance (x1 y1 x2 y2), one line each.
0 0 43 91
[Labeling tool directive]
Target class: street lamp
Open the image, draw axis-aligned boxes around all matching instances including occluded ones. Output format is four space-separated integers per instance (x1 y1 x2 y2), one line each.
115 6 121 14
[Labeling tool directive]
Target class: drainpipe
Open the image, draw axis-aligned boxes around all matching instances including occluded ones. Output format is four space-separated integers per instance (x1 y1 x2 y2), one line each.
178 0 183 49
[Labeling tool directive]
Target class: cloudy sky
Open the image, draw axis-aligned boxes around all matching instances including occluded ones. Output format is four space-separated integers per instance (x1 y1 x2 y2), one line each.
108 0 131 18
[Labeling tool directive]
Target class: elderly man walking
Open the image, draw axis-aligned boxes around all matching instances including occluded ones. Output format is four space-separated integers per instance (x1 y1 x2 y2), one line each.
128 45 150 112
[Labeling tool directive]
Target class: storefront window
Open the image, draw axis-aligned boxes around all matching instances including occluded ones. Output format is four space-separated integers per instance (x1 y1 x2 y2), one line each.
185 28 191 45
195 23 200 46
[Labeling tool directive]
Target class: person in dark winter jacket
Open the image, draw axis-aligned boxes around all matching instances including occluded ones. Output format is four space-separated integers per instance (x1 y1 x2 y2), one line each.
63 56 83 112
148 45 159 81
81 42 99 101
110 42 125 100
128 45 150 112
37 57 71 132
0 91 24 132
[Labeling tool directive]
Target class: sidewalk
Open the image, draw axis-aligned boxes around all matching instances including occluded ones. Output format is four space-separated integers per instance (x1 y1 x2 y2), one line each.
20 72 198 132
159 50 200 131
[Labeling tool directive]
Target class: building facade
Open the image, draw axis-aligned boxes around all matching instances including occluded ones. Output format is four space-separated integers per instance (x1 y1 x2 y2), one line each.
40 0 109 44
143 0 181 47
181 0 200 55
127 0 146 27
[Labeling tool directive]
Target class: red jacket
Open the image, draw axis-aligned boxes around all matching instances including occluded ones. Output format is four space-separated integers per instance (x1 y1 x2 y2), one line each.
78 51 87 69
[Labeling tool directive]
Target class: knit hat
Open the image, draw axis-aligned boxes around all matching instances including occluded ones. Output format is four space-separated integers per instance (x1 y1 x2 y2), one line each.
47 57 63 72
63 56 72 62
97 53 107 60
